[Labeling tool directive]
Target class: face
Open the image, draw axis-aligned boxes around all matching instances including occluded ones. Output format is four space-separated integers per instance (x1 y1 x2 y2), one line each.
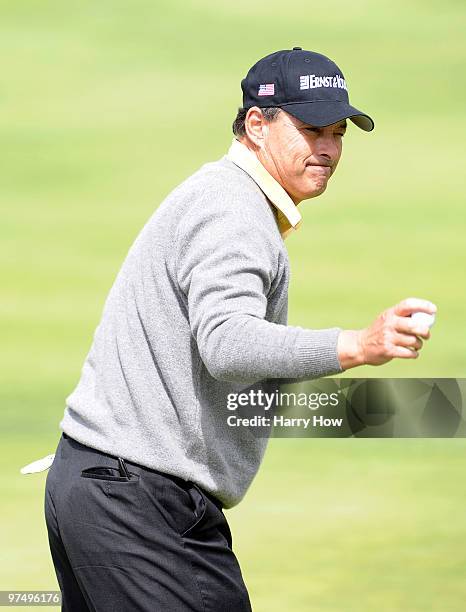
244 109 346 204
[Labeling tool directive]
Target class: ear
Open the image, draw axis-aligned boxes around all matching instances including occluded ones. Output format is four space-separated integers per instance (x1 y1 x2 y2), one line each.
244 107 267 148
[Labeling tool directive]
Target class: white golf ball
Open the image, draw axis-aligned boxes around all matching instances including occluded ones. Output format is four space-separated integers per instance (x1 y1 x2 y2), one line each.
410 312 436 329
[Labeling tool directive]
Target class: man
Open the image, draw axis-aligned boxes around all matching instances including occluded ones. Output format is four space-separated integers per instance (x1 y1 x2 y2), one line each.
44 48 436 611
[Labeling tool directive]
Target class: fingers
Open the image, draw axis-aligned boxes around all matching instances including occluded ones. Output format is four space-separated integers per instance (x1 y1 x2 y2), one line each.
393 332 424 351
393 298 437 318
392 346 420 359
394 316 432 339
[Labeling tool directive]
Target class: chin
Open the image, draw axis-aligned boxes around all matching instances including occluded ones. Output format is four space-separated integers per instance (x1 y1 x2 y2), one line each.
303 181 328 199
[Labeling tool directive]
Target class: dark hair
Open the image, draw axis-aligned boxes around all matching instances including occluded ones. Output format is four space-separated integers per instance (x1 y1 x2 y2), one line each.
232 107 282 138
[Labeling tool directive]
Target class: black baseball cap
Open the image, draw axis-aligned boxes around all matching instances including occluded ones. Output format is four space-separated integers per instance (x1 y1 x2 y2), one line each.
241 48 374 132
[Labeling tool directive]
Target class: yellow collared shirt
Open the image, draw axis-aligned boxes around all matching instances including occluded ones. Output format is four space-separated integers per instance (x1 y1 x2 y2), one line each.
226 138 302 240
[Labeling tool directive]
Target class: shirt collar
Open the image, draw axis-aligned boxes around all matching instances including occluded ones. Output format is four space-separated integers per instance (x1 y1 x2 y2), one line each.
226 138 302 239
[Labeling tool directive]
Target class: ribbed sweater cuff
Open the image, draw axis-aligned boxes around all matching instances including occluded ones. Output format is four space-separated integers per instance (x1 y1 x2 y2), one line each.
294 327 343 379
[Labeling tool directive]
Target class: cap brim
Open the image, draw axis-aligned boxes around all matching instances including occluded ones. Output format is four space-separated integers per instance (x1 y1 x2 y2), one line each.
279 100 375 132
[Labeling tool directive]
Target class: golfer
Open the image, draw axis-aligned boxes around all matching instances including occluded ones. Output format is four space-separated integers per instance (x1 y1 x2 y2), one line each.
44 48 436 611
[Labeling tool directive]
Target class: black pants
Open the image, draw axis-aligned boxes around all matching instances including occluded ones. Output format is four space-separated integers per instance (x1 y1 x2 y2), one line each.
44 433 252 611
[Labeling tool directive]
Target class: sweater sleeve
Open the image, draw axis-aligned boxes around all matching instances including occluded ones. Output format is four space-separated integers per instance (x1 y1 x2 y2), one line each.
175 189 343 384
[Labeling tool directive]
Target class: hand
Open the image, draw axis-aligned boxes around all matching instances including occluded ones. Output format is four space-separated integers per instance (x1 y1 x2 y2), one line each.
337 298 437 370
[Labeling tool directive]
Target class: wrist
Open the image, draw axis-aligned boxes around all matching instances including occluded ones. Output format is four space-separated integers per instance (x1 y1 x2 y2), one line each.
337 329 365 371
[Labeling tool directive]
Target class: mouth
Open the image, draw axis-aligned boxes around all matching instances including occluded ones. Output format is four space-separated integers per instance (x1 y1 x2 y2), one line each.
306 164 331 176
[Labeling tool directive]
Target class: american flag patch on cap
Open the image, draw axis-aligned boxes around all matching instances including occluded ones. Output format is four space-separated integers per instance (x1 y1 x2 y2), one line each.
258 83 275 96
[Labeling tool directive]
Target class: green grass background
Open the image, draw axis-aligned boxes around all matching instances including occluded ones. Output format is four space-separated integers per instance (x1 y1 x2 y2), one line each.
1 1 465 610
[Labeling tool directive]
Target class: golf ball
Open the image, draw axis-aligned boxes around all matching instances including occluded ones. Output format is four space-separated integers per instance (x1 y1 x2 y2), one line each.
410 312 436 329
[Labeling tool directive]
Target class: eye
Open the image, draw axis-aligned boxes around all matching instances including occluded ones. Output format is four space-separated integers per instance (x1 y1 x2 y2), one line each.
304 127 320 134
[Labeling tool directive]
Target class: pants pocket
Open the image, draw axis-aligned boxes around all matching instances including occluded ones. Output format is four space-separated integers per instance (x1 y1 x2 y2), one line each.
139 472 208 538
180 483 207 537
81 466 140 483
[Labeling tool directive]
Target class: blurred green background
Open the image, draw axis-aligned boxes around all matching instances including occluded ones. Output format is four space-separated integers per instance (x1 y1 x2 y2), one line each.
2 0 465 610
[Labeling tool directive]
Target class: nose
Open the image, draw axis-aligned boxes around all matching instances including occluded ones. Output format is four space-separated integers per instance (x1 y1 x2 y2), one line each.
315 133 340 163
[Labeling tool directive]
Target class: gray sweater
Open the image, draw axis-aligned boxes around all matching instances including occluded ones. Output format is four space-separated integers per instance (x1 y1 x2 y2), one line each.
60 153 343 508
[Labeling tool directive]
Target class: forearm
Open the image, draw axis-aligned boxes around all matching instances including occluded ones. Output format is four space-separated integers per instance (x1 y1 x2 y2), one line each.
200 315 343 383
